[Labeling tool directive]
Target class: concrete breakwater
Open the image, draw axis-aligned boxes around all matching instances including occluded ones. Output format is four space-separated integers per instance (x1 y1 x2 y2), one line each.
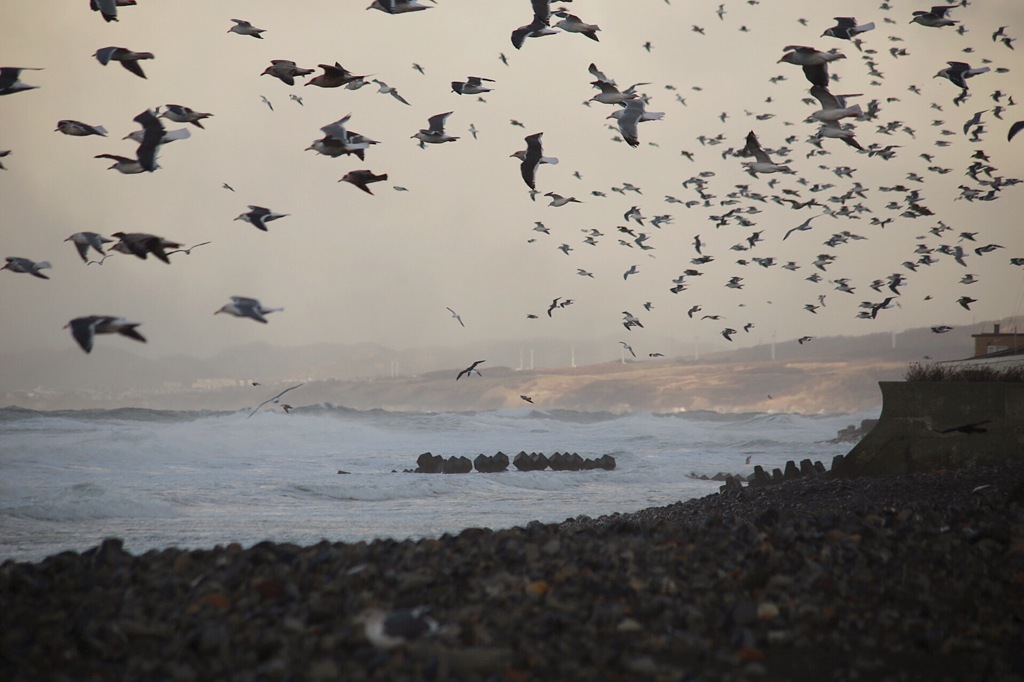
410 451 617 474
835 381 1024 477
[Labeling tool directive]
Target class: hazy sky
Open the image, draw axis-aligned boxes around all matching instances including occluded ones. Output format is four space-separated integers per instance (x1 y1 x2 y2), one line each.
2 0 1023 363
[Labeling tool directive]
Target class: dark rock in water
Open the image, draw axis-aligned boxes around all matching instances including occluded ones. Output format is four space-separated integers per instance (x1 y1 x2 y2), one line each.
830 418 879 443
513 452 549 471
473 453 509 473
442 456 472 474
593 454 616 470
549 452 585 471
415 452 444 474
784 460 801 480
799 459 815 476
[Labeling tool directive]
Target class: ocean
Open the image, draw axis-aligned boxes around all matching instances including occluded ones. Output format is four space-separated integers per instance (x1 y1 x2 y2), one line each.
0 405 875 563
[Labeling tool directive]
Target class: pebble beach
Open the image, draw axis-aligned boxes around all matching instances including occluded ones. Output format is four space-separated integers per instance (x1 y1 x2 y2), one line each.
3 463 1023 681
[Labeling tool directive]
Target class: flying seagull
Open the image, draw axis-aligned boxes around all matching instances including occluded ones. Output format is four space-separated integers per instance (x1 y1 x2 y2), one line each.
247 383 304 419
339 170 388 194
935 62 990 90
235 206 288 231
2 256 52 279
55 119 107 137
367 0 434 14
65 315 145 353
307 62 366 88
261 60 315 86
93 46 154 79
65 232 113 262
0 67 42 96
110 232 180 263
821 17 875 41
451 76 494 95
159 104 213 129
511 0 558 49
445 307 465 327
215 296 283 323
412 112 458 144
456 360 485 380
227 18 266 38
512 132 557 190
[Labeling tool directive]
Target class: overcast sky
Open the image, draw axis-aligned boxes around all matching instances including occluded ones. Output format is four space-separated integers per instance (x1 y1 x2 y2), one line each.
2 0 1023 364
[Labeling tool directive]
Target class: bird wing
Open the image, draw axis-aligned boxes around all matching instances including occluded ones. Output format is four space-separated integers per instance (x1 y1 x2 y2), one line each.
247 383 304 418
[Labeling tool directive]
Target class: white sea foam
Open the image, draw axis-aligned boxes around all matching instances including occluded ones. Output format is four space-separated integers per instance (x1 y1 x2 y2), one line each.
0 405 876 562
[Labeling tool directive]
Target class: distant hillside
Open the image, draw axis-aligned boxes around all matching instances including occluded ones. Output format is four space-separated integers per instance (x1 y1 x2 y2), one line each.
0 320 1008 413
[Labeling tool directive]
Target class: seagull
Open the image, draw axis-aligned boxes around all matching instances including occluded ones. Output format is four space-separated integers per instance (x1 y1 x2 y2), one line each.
93 46 154 79
797 335 814 345
721 328 737 341
512 0 558 49
65 316 145 353
89 0 135 23
307 114 380 159
306 62 366 88
247 383 304 419
367 0 434 14
2 256 51 279
130 108 165 172
65 232 113 262
339 170 388 194
520 395 534 403
512 132 557 190
822 17 875 41
235 206 288 231
778 46 846 88
783 213 824 240
546 298 561 317
159 104 213 129
354 607 441 650
1009 121 1024 142
94 153 147 174
110 232 180 263
261 60 315 86
228 18 266 38
911 6 958 28
55 119 107 137
614 99 649 148
740 131 791 176
623 264 639 280
0 67 42 96
809 85 862 122
165 241 212 257
957 296 976 310
935 62 990 90
451 76 494 95
456 360 485 380
620 341 636 358
445 307 465 327
544 192 581 207
215 296 283 324
553 10 600 42
412 112 458 144
931 325 954 333
260 95 273 111
371 79 411 105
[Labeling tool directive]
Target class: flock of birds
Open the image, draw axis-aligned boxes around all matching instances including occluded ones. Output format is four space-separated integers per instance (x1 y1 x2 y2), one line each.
2 0 1023 405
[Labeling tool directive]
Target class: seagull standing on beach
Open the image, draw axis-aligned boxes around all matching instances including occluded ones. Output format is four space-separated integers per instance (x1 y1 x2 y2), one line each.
354 607 442 650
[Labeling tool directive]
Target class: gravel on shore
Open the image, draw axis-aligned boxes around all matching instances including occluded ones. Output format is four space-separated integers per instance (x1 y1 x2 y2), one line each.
3 464 1023 681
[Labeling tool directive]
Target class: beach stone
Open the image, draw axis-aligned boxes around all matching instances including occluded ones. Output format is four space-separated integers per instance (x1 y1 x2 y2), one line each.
441 455 471 474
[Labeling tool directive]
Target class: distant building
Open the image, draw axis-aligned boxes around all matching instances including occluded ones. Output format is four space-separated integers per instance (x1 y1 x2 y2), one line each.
971 323 1024 358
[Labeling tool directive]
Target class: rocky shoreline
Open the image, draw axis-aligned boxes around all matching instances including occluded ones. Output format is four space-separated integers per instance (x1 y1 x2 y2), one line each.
3 464 1023 681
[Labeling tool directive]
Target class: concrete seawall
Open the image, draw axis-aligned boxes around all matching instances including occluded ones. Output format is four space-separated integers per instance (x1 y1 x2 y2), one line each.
835 381 1024 477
